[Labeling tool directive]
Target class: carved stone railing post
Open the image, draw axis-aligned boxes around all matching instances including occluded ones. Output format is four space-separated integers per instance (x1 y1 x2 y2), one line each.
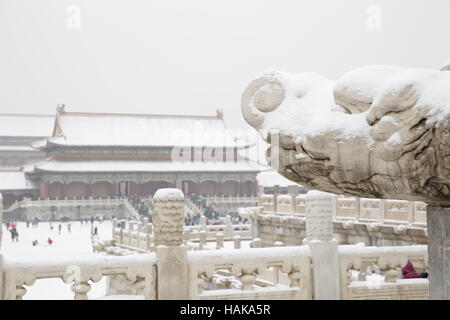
239 267 257 291
225 215 233 238
112 218 118 238
273 185 279 213
287 185 299 213
305 191 340 300
331 195 338 220
427 205 450 300
407 201 416 224
200 216 207 231
257 185 264 206
153 188 188 299
4 269 36 300
379 199 386 222
216 232 224 249
288 267 302 288
355 197 362 220
234 235 241 249
199 230 207 249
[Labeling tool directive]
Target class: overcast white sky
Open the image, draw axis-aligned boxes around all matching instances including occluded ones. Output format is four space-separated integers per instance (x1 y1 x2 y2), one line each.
0 0 449 129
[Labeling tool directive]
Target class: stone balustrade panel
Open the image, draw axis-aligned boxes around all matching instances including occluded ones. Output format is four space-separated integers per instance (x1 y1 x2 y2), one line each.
2 255 157 300
338 244 428 300
187 246 312 300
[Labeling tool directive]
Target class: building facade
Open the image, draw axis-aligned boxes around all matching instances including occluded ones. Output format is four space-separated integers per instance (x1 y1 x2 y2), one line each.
0 114 53 168
24 106 263 199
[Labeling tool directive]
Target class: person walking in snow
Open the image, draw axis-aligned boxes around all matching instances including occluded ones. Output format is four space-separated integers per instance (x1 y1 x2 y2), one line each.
94 226 98 236
47 237 53 245
67 223 72 233
10 227 18 242
58 223 62 235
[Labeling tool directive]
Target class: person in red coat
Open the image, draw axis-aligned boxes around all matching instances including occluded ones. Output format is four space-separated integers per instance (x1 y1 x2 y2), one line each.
47 237 53 245
402 261 428 279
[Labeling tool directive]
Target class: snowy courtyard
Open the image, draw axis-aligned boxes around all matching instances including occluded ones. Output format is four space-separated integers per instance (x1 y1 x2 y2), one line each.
2 221 112 299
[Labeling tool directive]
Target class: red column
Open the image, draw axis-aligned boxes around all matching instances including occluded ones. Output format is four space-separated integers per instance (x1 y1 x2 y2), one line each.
86 183 92 197
39 182 49 198
61 183 66 198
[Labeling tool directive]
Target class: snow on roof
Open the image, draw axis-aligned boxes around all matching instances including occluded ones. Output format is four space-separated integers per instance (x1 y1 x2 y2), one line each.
47 110 247 148
31 159 265 173
0 171 37 190
237 133 269 166
0 114 54 138
256 169 298 187
0 146 37 151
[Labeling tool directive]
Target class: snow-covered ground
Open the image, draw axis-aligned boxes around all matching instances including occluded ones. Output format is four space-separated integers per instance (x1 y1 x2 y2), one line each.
1 221 252 299
2 221 112 300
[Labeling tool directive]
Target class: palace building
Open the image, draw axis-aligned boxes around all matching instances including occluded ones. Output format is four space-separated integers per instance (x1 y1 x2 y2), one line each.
0 113 54 168
17 105 263 200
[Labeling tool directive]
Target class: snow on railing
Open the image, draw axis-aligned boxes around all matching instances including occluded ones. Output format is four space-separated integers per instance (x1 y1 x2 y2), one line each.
259 192 427 227
111 217 251 253
338 244 429 300
187 246 312 300
2 254 157 300
4 197 142 220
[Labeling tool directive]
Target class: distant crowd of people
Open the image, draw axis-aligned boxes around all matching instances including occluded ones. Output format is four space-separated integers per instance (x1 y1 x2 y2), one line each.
126 194 152 216
189 194 220 220
3 215 107 247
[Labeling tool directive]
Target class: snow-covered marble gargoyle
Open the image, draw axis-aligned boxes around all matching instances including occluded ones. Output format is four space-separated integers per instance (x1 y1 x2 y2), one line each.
241 63 450 205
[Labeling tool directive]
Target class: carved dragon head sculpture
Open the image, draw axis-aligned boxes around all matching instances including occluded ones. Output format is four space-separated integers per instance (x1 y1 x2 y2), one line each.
242 63 450 205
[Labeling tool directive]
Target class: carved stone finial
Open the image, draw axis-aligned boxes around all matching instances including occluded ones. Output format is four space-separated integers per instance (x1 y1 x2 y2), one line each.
242 66 450 205
153 188 185 246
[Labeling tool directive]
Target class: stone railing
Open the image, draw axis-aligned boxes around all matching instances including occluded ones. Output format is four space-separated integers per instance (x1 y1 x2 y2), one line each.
260 193 427 227
185 223 252 241
1 189 430 300
204 194 258 205
111 217 252 253
249 188 428 247
186 195 258 216
205 195 258 215
187 246 312 300
8 196 126 210
339 244 428 300
2 254 157 300
4 196 140 221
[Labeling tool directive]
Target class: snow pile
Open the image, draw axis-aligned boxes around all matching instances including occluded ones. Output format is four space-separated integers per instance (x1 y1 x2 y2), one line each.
251 65 450 149
153 188 184 200
253 70 372 143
